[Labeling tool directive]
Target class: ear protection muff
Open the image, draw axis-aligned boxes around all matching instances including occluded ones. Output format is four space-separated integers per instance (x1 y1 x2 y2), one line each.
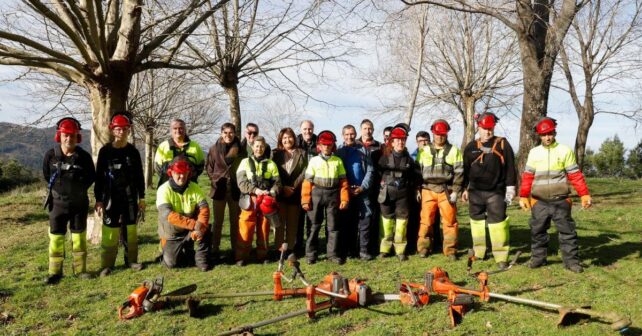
55 117 82 143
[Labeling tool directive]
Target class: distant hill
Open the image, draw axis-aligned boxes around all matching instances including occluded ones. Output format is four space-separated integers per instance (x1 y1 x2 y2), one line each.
0 122 91 173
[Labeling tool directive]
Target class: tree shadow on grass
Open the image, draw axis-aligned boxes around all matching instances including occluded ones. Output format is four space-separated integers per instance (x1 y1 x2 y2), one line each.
16 212 48 223
579 234 641 266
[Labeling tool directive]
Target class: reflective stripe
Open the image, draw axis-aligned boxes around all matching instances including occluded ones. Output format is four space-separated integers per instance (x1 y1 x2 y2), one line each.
156 182 207 239
305 155 346 188
524 143 577 200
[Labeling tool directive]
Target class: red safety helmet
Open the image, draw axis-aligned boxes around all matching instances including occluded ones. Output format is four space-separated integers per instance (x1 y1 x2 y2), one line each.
535 117 557 135
55 117 82 143
257 195 279 216
475 112 498 129
109 114 131 129
166 158 192 177
317 130 336 145
431 119 451 135
389 126 408 140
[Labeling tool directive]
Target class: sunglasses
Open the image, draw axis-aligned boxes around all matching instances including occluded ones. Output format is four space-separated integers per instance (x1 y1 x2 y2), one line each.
247 131 258 136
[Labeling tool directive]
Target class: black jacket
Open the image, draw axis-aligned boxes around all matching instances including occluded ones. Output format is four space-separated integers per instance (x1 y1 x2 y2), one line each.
94 143 145 204
43 145 95 204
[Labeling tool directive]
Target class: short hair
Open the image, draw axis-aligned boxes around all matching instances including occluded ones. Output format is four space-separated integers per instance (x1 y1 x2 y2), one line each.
416 131 430 140
253 135 266 145
246 122 259 131
171 119 186 127
300 120 314 128
383 126 393 133
360 119 374 128
277 127 298 150
342 124 356 133
221 122 236 133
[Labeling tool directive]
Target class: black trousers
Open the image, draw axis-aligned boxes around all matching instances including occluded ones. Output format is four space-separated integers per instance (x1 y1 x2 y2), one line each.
162 231 211 269
306 188 340 260
468 189 506 223
529 199 579 266
340 194 373 257
380 187 409 220
49 200 89 234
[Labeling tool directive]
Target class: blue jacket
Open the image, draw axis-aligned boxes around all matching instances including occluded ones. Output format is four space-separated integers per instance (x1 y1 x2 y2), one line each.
336 143 374 193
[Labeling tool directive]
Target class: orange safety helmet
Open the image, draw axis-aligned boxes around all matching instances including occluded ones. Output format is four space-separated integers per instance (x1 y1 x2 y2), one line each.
55 117 82 143
431 119 451 135
109 114 132 129
475 112 498 129
535 117 557 135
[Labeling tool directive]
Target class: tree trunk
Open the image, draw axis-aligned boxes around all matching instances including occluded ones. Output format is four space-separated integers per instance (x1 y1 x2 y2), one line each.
144 129 155 189
461 95 477 148
223 82 242 132
87 79 132 162
575 98 594 170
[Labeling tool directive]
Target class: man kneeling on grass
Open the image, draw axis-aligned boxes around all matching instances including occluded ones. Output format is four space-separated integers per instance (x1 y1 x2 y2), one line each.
156 157 212 271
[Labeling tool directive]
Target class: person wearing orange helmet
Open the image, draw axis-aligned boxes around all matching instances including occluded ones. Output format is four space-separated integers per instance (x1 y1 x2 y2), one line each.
519 117 592 273
156 157 211 271
462 112 517 269
301 130 350 265
43 117 95 284
376 126 419 261
95 113 146 276
415 120 463 260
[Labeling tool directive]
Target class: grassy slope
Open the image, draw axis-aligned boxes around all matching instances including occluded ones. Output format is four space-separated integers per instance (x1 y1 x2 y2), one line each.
0 178 640 335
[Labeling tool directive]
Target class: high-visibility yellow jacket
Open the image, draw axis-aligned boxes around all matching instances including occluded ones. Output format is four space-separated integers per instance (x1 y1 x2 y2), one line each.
519 142 589 201
156 181 209 239
416 143 464 194
236 156 281 196
302 154 349 205
154 137 205 176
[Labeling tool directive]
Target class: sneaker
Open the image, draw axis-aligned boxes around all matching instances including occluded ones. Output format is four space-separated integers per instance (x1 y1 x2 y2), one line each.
397 254 408 262
99 268 112 277
566 264 584 273
359 253 374 261
130 263 145 271
329 257 345 265
44 274 62 285
447 254 459 261
305 258 316 265
527 259 547 269
235 260 246 267
497 262 508 270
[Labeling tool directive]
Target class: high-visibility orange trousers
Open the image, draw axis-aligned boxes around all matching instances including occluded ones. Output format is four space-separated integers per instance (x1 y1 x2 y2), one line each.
236 209 270 262
417 189 458 256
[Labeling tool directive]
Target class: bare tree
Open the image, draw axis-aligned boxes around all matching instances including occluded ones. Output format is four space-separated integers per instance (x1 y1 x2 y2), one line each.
252 96 302 147
0 0 229 159
187 0 353 131
128 69 223 188
557 0 642 169
402 0 590 172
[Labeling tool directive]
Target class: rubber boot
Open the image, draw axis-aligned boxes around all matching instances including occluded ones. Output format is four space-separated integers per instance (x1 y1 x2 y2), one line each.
123 224 143 270
469 218 487 259
488 217 510 263
72 232 91 279
379 216 395 254
101 226 119 270
393 218 408 257
46 233 65 284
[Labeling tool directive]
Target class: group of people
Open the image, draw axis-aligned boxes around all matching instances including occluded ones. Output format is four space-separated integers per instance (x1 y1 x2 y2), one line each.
41 111 593 284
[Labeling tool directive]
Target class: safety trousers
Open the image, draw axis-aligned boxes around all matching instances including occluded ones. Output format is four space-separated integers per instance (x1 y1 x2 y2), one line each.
380 216 408 256
48 232 87 275
417 189 458 256
237 208 270 262
101 224 138 269
529 199 579 267
470 217 510 263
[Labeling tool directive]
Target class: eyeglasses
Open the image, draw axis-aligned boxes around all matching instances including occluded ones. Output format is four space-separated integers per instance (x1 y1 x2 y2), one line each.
247 131 258 136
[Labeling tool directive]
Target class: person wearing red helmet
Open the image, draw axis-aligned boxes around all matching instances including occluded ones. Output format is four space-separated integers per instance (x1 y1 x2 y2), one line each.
94 113 145 276
235 136 281 266
42 117 95 284
156 156 212 271
301 130 349 265
376 126 419 261
462 112 517 270
415 120 463 260
519 117 592 273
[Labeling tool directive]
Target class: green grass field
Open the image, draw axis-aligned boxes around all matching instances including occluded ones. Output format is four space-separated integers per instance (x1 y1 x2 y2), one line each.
0 178 640 335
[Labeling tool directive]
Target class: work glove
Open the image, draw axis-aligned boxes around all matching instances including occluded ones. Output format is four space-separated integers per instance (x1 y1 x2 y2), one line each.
519 197 531 211
581 195 592 209
448 192 458 204
416 190 422 203
505 186 516 206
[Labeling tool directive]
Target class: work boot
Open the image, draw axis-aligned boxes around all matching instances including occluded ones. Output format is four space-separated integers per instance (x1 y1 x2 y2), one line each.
566 264 584 273
305 258 316 265
447 254 458 262
199 265 211 272
378 253 388 260
236 260 246 267
44 274 62 285
99 268 112 277
329 257 345 265
497 262 508 270
418 250 428 258
528 259 547 269
397 254 408 262
129 263 145 271
77 272 93 280
360 253 374 261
